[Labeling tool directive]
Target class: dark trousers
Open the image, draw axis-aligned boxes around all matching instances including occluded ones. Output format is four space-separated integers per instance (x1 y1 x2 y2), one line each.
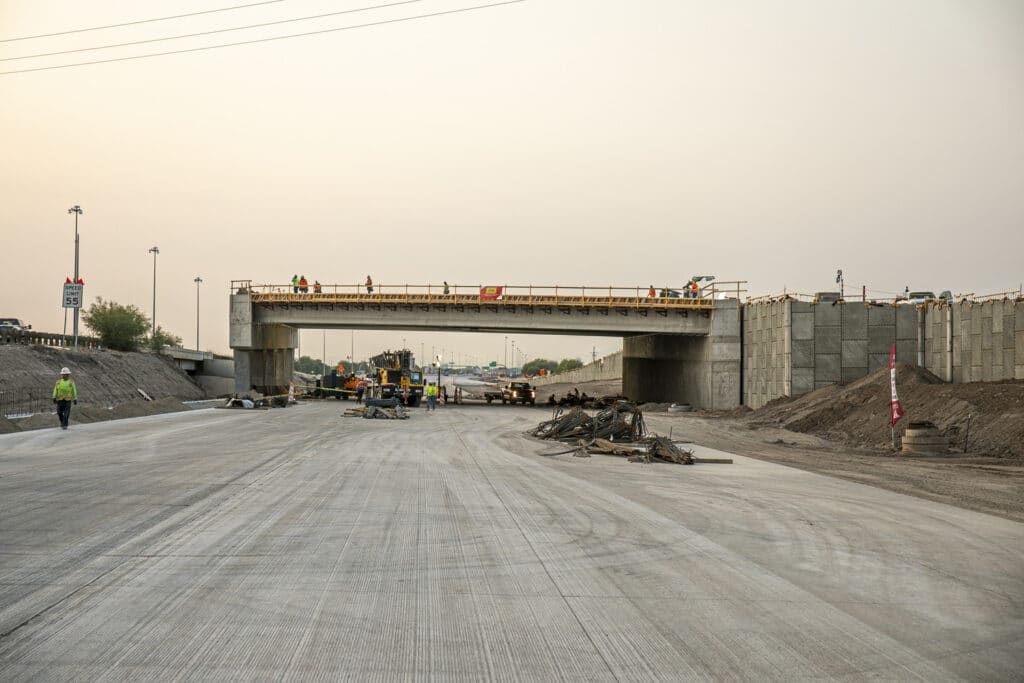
56 400 72 428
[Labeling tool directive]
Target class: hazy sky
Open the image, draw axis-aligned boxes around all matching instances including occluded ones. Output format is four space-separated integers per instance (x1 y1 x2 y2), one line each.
2 0 1022 365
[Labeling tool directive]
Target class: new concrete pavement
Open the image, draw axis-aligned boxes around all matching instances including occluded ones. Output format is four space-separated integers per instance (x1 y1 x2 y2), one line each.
1 403 1021 680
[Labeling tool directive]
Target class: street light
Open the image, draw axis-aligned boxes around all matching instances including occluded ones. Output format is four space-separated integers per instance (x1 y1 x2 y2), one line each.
193 276 202 350
436 354 442 390
148 246 159 338
67 205 82 348
504 335 508 371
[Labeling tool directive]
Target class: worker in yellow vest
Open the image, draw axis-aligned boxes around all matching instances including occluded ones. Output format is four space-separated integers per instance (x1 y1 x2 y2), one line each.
52 366 78 430
425 382 438 411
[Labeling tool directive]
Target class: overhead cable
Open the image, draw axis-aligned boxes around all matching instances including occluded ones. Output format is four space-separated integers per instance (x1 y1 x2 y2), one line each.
0 0 293 43
0 1 525 76
2 0 432 62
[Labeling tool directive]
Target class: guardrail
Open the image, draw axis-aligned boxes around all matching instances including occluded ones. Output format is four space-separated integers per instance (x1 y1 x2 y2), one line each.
231 281 748 310
0 330 101 348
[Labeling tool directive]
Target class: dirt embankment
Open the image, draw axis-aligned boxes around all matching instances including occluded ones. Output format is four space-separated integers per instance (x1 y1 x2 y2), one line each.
746 363 1024 458
0 345 206 432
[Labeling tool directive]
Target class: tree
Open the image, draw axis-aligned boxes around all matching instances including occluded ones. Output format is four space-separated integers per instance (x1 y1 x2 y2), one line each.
555 358 584 373
81 298 149 351
294 355 325 373
146 325 183 351
523 358 558 375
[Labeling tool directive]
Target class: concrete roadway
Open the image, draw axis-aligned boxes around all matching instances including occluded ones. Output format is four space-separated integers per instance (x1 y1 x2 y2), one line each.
0 403 1021 681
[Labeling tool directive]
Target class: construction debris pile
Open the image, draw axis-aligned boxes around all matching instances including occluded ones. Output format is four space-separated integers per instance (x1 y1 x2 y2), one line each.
531 404 646 441
586 436 696 464
530 402 732 465
342 402 409 419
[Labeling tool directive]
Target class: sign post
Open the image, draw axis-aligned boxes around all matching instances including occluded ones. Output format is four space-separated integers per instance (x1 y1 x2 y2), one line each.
62 282 84 346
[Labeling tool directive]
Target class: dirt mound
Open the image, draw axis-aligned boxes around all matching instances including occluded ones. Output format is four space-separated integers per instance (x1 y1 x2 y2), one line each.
748 363 1024 457
0 345 205 416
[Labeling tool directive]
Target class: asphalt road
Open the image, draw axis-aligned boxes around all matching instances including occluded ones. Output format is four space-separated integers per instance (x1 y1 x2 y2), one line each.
1 403 1021 681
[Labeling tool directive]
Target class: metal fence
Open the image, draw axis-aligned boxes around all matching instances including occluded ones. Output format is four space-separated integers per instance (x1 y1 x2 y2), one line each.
0 387 55 418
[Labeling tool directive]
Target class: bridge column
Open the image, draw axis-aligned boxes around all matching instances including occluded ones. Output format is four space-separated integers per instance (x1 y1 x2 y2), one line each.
230 293 297 395
622 300 741 409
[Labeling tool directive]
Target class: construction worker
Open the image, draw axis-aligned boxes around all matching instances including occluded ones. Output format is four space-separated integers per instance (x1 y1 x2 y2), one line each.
291 274 299 293
690 280 699 298
313 281 322 294
365 275 374 294
647 285 656 298
443 281 450 295
425 382 438 411
52 367 77 430
299 275 308 293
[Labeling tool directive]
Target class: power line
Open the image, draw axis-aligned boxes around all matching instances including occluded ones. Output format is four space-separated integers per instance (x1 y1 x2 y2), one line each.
3 0 431 62
0 1 525 76
0 0 294 43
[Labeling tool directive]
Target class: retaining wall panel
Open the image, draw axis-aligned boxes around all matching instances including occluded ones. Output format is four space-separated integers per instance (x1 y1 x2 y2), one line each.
816 327 841 355
814 304 841 326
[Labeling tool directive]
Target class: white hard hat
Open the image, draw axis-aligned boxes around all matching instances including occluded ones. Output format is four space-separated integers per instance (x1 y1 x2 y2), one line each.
60 367 71 374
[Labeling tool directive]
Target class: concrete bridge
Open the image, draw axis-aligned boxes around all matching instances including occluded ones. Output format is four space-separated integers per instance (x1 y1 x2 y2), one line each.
229 282 744 408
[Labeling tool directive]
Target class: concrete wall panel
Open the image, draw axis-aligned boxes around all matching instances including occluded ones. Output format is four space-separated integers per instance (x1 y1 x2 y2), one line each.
841 304 867 337
814 354 841 382
841 340 868 368
896 307 918 340
814 304 841 326
868 306 895 326
816 327 841 355
792 312 814 340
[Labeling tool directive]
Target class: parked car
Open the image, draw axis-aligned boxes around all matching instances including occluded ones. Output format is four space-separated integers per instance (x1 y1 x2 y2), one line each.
0 318 31 332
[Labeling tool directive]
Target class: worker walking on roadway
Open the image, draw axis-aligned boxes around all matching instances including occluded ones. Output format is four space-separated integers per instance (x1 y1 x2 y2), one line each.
365 275 374 294
52 367 77 430
425 382 438 411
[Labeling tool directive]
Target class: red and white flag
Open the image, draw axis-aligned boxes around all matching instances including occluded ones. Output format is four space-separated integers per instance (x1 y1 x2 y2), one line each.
890 343 904 426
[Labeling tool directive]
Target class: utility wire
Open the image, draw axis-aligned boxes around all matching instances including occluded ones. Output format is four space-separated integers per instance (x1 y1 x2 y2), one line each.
1 0 294 43
3 0 430 62
0 1 524 76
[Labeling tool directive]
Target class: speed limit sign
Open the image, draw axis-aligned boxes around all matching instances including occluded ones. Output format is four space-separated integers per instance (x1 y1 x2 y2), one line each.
63 282 84 309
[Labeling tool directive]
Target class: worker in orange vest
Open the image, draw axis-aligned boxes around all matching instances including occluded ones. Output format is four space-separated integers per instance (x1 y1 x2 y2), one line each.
690 281 699 298
365 275 374 294
299 275 308 293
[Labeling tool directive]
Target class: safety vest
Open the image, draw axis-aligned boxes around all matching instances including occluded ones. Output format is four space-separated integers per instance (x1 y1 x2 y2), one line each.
426 385 438 398
53 379 77 401
299 277 308 288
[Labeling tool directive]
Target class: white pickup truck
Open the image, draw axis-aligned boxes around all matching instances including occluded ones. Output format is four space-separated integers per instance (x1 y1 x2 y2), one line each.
0 318 31 332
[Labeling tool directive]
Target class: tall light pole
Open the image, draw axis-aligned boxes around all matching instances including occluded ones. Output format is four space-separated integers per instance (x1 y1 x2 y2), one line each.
148 246 159 339
504 335 508 371
193 276 202 350
510 339 515 374
67 205 82 348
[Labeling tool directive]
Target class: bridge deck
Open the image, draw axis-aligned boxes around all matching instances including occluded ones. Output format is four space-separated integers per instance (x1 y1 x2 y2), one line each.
236 283 719 310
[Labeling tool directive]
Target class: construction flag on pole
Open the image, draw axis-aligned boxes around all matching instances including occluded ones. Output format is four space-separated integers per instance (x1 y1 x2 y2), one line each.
890 343 904 426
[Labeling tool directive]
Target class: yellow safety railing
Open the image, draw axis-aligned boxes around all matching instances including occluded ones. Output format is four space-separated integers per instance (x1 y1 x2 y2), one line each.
230 281 749 310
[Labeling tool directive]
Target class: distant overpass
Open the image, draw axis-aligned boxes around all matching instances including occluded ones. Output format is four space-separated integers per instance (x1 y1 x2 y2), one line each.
230 281 745 408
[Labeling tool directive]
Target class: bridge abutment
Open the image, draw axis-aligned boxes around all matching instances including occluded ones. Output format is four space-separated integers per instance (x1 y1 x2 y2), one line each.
622 300 742 409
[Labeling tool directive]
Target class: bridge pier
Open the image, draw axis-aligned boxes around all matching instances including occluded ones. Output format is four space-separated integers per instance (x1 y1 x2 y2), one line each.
230 293 297 395
622 301 741 409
